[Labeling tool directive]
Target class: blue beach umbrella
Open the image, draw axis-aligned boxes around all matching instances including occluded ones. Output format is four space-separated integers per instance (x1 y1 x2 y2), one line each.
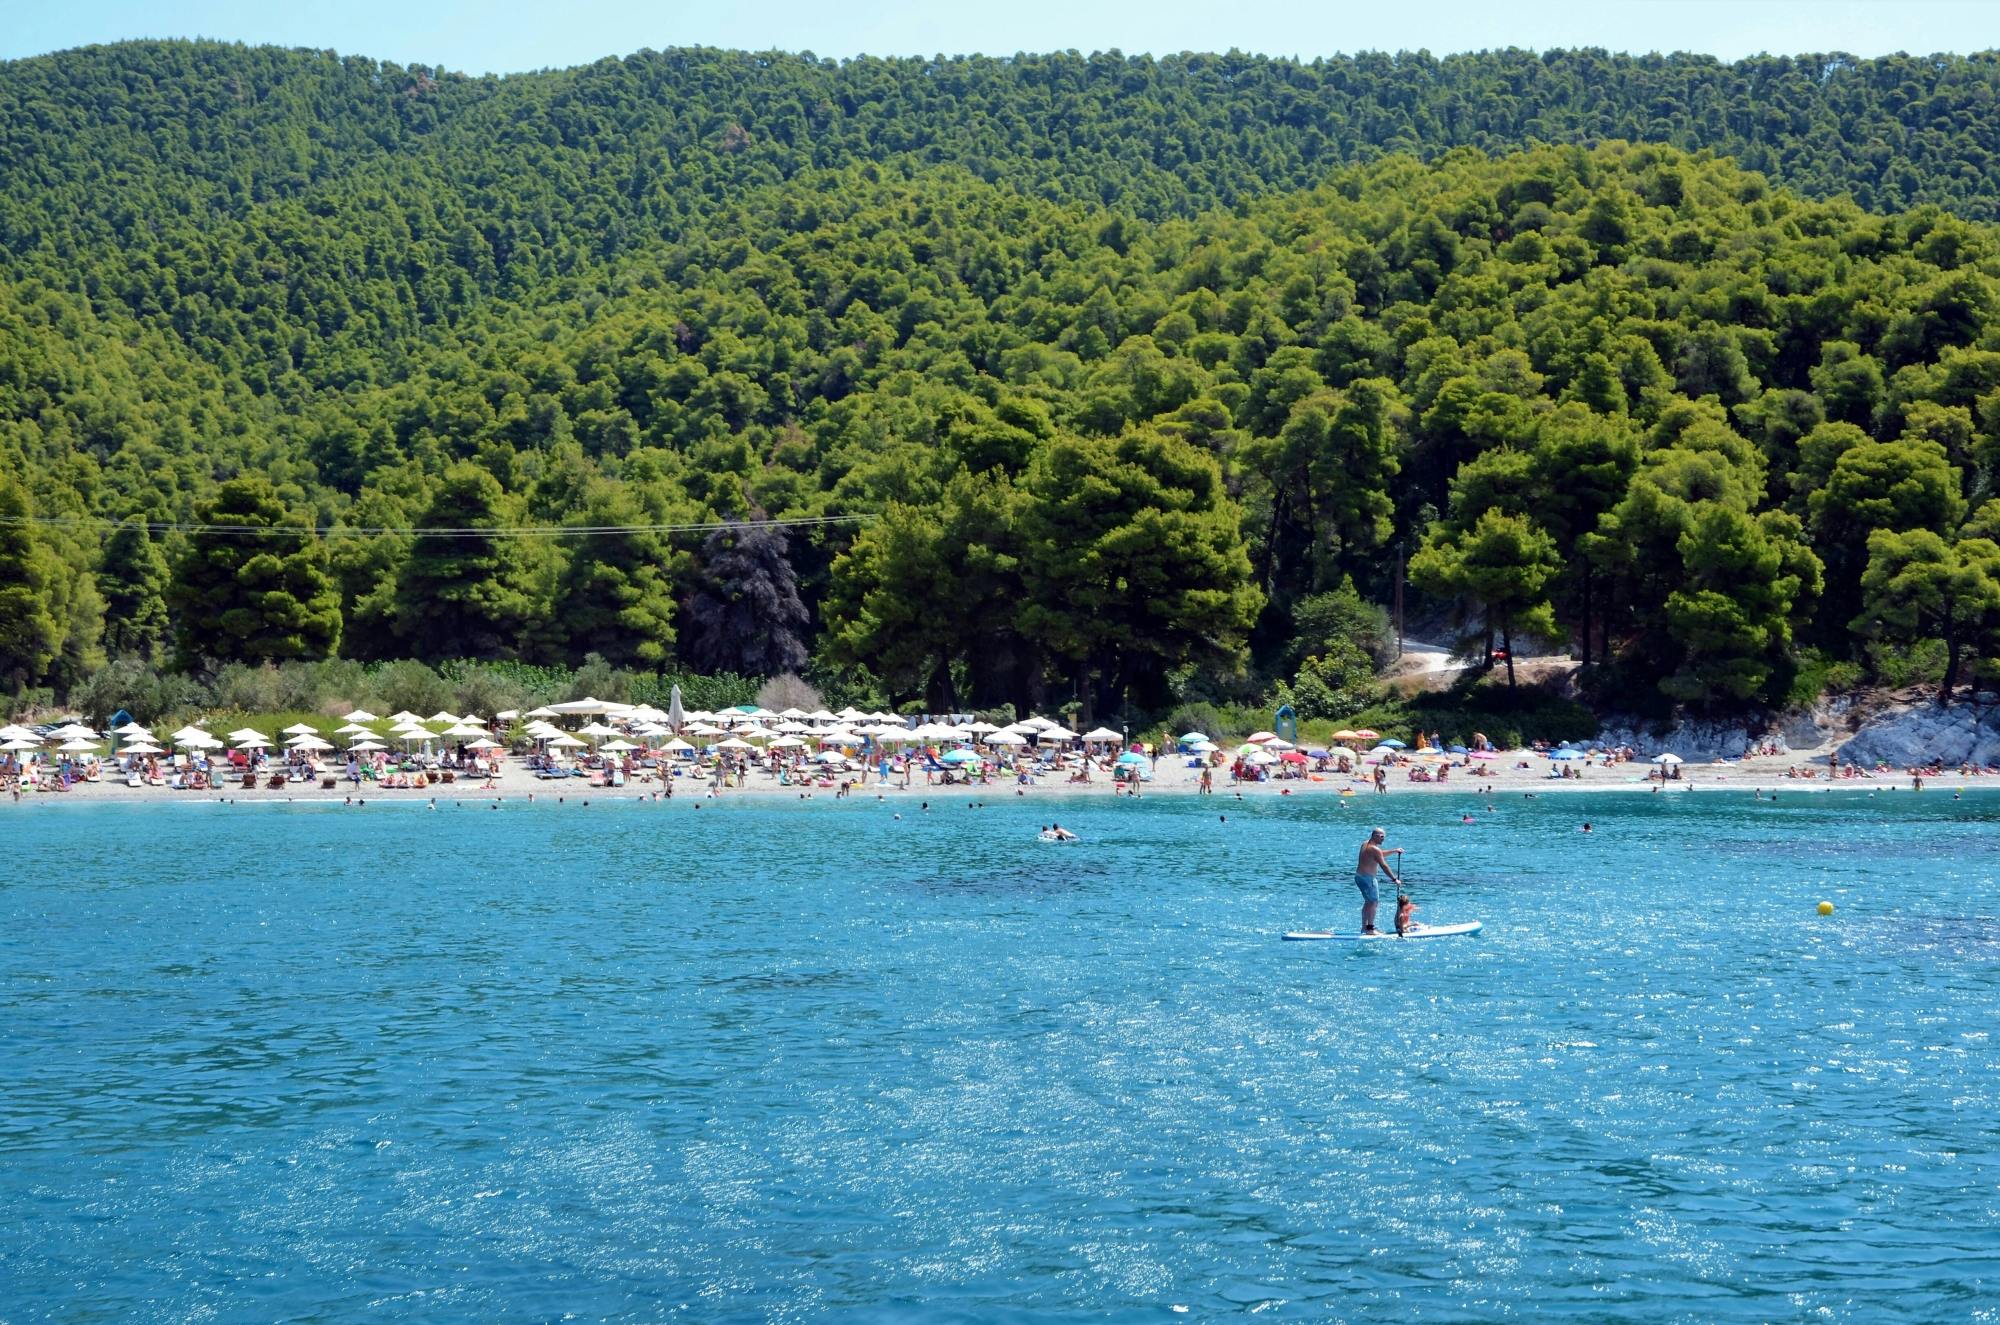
1115 751 1147 765
1379 738 1407 749
1549 748 1581 760
940 748 982 765
1448 744 1468 754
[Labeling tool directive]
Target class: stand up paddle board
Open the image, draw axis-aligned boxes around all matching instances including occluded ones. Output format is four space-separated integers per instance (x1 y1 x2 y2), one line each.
1282 921 1482 942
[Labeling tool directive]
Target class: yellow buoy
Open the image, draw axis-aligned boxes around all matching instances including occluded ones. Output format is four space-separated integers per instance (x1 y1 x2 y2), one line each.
1817 900 1835 916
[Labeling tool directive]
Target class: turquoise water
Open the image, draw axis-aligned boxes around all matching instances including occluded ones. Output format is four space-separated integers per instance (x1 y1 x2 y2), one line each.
3 790 1998 1322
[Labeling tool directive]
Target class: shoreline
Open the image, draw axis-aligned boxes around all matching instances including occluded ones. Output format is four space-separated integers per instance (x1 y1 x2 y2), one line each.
8 763 1996 810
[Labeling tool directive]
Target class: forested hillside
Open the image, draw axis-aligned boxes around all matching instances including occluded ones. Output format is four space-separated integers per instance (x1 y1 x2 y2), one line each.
4 41 2000 722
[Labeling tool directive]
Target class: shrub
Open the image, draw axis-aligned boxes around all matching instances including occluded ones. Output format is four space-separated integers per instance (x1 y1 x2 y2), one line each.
756 673 823 713
66 659 212 726
367 659 453 716
1165 701 1228 743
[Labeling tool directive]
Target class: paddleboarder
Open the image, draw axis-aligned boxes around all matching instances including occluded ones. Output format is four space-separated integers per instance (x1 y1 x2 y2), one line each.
1355 827 1402 934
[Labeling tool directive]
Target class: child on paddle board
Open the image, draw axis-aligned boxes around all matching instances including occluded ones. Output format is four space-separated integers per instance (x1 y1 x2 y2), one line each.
1395 893 1419 936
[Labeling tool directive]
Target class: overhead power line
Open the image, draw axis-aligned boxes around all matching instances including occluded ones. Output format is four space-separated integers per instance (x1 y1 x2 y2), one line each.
0 512 874 541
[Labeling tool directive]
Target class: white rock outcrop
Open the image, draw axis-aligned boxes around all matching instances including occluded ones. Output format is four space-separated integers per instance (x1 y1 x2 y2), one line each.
1836 702 2000 768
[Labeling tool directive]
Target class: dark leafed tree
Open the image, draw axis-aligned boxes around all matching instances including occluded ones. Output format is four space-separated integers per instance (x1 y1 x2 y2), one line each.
681 522 810 678
97 517 171 660
0 475 61 692
167 478 342 667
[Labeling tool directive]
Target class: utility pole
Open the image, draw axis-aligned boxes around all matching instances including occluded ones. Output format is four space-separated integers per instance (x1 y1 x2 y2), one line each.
1393 538 1405 660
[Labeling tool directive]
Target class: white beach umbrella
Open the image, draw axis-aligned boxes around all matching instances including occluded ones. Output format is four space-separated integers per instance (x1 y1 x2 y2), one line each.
662 738 694 753
767 735 805 749
51 723 99 740
58 737 100 752
578 721 622 738
336 723 374 736
808 709 837 722
227 728 270 743
1263 738 1295 752
465 737 500 750
121 741 164 755
344 709 380 723
1081 726 1124 743
817 730 861 746
779 708 807 720
2 736 42 752
1653 752 1684 765
445 724 488 739
177 733 223 750
1040 726 1080 742
600 739 640 752
1246 730 1279 744
386 711 422 724
112 721 153 738
550 697 617 716
715 737 753 751
282 722 319 736
426 710 460 726
983 730 1026 746
547 734 586 748
1016 715 1056 730
348 739 386 752
495 709 520 722
525 706 560 719
290 735 334 751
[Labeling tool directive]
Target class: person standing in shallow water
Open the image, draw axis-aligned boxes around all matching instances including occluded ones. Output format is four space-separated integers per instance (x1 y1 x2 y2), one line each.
1354 827 1402 935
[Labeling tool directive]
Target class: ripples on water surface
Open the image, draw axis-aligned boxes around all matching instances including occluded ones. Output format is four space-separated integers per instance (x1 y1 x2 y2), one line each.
3 791 1998 1321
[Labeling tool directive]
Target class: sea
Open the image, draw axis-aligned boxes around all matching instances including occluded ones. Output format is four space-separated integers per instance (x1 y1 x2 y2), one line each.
3 789 1997 1322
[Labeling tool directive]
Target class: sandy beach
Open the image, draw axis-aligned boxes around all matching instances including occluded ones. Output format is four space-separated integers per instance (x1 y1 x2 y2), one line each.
11 749 1994 810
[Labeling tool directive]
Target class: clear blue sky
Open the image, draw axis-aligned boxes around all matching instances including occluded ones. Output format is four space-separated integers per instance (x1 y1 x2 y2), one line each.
5 0 1998 73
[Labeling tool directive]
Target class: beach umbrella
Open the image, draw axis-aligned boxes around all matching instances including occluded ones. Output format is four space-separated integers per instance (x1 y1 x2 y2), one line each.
121 741 163 755
940 748 982 764
1353 729 1380 741
345 709 380 723
347 740 386 752
1115 751 1147 765
176 733 222 750
424 710 458 726
600 739 640 752
524 706 560 719
982 730 1026 746
0 723 38 740
1331 729 1360 741
228 728 273 745
495 710 520 722
112 721 153 738
1040 726 1080 742
767 735 805 749
1549 748 1581 760
715 737 753 751
547 734 586 748
1653 752 1684 765
1263 738 1296 752
1082 726 1125 743
336 723 374 736
58 737 100 752
663 738 694 754
1280 751 1308 764
385 711 422 724
445 724 488 739
282 722 319 736
1378 738 1407 749
1246 730 1279 744
290 735 333 752
1368 744 1397 755
465 737 500 750
1178 731 1209 744
1244 749 1277 766
550 697 617 716
1188 740 1217 753
1 736 40 753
